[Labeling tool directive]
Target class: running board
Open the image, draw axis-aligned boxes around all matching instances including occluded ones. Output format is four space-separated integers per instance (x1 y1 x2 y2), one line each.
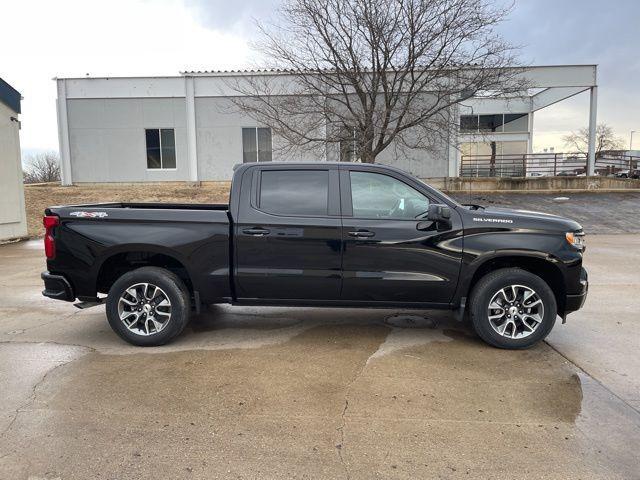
74 298 104 309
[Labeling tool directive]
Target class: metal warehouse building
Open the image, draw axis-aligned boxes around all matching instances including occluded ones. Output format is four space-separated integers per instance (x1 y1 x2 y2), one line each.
55 65 598 185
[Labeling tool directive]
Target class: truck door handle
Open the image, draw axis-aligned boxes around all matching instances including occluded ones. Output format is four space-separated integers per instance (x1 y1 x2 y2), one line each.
243 227 271 236
348 230 375 238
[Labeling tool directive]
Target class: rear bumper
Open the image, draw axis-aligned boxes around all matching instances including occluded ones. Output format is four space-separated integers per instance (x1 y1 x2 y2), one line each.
565 267 588 314
41 271 75 302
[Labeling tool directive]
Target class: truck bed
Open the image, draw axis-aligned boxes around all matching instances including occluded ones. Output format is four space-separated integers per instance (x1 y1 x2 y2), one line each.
44 201 232 304
48 202 229 211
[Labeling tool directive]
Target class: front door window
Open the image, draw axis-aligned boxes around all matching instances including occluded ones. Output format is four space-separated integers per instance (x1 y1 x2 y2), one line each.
350 171 430 220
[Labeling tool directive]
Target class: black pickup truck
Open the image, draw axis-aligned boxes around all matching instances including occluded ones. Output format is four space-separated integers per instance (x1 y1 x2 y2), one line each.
41 162 588 349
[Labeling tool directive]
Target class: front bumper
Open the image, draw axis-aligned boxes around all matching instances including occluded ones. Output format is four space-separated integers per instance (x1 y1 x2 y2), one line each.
565 267 588 314
41 271 75 302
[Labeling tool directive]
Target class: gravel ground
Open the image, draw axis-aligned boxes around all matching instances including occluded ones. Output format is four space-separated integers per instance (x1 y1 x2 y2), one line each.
24 183 640 237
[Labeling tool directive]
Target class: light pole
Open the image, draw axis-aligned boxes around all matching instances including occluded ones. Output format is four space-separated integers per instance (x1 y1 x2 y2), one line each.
631 131 636 151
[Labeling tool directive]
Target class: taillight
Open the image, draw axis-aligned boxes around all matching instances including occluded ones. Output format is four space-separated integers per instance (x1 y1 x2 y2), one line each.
43 215 59 259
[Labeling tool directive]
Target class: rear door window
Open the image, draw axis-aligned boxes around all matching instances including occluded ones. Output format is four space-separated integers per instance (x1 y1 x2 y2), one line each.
259 170 329 216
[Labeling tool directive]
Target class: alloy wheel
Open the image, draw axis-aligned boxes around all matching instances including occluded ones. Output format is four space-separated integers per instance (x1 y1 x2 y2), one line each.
117 283 172 336
487 284 544 339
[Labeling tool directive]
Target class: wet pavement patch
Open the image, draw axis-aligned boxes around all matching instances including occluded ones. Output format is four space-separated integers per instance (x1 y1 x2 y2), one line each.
3 323 637 479
189 307 303 333
384 314 436 329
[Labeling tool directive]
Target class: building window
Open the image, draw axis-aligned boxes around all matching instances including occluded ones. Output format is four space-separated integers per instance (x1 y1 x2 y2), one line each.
259 170 329 216
460 140 528 157
460 114 528 134
460 115 479 133
478 114 504 132
503 113 529 133
242 127 272 163
145 128 176 169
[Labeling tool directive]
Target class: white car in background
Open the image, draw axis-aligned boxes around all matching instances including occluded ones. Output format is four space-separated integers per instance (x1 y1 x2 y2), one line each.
616 169 640 179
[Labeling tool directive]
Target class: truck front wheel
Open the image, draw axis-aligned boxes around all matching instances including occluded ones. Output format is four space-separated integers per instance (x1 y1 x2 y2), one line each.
105 267 190 346
469 268 557 349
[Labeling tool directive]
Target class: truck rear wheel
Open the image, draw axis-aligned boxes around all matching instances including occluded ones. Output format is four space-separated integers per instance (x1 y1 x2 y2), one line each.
469 268 556 349
106 267 190 346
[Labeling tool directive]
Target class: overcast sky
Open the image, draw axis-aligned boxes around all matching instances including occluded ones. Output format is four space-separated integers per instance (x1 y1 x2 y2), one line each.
2 0 638 157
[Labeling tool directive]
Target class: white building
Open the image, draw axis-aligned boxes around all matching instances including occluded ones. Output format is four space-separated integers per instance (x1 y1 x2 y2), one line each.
55 65 598 184
0 78 27 241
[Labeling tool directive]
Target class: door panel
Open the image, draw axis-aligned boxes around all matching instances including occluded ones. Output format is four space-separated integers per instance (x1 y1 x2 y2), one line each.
340 169 463 304
234 167 342 300
341 217 463 303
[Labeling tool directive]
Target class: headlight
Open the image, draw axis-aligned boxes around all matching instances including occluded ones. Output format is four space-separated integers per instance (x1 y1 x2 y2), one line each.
566 231 586 251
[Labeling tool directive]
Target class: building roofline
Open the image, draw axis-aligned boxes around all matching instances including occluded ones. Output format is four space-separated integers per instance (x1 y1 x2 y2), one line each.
53 64 597 81
179 64 598 76
0 78 21 114
52 75 185 81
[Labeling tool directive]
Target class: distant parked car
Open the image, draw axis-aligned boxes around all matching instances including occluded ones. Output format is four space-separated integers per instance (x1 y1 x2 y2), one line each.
558 168 587 177
616 169 640 179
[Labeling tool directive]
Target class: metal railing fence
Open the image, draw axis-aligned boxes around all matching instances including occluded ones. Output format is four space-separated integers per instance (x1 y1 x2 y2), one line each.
460 153 639 178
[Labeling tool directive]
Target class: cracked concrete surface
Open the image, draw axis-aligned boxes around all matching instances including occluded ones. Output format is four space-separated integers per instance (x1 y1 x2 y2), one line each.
1 234 640 479
0 342 90 436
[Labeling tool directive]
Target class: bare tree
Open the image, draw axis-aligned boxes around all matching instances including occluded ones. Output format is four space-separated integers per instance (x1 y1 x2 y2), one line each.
229 0 525 163
23 152 61 184
562 123 625 159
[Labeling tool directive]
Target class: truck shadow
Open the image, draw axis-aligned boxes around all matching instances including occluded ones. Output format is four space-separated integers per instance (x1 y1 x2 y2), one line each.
188 304 466 335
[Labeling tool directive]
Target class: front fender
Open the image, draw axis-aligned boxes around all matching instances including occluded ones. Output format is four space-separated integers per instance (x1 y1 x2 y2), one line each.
453 229 581 306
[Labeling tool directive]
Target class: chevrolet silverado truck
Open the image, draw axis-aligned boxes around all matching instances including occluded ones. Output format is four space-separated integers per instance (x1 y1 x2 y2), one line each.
41 162 588 349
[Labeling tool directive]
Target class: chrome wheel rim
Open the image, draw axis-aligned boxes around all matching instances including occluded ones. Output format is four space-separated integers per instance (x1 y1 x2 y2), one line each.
117 283 171 336
487 284 544 339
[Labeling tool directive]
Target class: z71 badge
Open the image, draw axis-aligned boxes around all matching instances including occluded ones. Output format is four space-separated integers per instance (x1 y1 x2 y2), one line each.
70 211 108 218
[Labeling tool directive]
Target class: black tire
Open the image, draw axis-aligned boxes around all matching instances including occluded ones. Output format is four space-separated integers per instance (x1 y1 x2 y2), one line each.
106 267 190 346
469 268 557 349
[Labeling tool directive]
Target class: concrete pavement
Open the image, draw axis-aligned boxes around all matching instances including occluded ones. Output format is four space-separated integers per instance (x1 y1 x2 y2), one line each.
548 234 640 406
0 238 639 479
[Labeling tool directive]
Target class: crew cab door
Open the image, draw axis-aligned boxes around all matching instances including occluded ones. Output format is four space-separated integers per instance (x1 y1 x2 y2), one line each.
234 165 342 301
339 167 463 305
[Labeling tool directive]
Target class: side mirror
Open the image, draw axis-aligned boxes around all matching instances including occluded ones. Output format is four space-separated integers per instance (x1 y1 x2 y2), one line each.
426 204 451 222
418 204 452 232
